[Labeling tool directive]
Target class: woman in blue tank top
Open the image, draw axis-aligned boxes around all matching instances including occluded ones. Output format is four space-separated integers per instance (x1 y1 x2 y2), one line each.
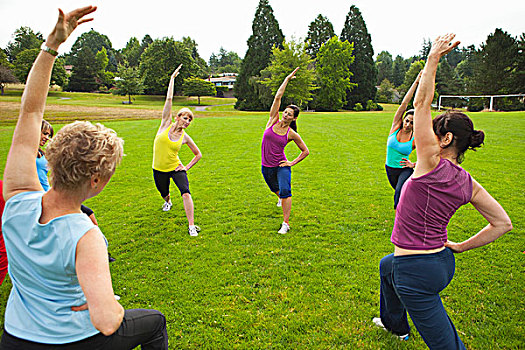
385 71 422 209
1 7 168 349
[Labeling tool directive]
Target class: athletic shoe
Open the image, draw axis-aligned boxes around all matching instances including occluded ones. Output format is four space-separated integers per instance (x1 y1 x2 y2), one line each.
162 201 172 211
278 222 290 234
372 317 409 341
276 198 282 207
114 294 121 301
189 225 201 237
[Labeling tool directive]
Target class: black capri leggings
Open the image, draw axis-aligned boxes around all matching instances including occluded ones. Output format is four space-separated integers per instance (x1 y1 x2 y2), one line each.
0 309 168 350
153 169 190 198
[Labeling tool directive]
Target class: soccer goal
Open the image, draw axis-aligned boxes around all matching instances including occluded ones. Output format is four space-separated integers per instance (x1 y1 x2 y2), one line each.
438 94 525 111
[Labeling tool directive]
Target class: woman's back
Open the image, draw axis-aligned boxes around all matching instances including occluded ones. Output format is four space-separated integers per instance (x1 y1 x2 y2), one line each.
392 158 472 250
2 191 99 343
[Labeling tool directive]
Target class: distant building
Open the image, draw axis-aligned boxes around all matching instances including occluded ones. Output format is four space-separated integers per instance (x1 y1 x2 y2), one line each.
64 65 73 75
208 73 237 98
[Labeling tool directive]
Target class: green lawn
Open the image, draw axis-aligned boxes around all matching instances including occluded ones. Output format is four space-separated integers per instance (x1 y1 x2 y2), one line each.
0 104 523 349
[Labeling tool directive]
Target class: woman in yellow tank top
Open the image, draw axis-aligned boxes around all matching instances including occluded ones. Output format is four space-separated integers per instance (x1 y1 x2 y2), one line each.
152 64 202 237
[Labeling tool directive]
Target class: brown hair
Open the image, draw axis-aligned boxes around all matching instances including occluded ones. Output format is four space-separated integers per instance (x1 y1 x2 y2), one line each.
285 105 300 118
432 110 484 163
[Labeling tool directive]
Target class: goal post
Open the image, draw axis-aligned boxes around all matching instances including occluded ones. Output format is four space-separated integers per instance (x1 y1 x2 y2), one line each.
438 94 525 111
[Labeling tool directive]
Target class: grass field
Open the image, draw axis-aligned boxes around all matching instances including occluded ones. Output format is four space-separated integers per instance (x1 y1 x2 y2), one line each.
0 91 523 349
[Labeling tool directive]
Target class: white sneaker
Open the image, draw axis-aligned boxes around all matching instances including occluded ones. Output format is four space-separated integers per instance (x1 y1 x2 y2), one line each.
372 317 409 341
277 222 290 234
189 225 201 237
162 201 172 211
276 198 282 207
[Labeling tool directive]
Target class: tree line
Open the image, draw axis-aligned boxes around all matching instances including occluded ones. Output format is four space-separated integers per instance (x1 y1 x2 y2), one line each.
1 0 523 111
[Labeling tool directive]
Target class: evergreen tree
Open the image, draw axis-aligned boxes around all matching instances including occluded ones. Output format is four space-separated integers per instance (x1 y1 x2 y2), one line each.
340 5 377 110
419 38 432 61
436 59 463 95
234 0 284 110
209 48 242 74
141 35 153 52
375 51 393 85
314 37 356 111
304 14 335 59
392 55 407 87
6 26 43 62
67 47 100 92
514 33 525 93
471 29 518 94
260 40 316 108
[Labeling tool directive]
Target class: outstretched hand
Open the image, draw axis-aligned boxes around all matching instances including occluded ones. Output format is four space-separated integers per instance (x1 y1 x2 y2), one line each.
429 33 460 59
46 6 97 49
286 67 300 81
172 64 183 79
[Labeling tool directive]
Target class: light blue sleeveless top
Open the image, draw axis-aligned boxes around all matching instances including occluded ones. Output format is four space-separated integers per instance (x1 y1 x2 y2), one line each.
2 191 100 344
36 154 50 191
386 129 414 168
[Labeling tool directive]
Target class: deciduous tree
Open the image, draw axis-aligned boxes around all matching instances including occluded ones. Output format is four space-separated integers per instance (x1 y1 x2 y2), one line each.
260 40 316 108
314 37 356 111
5 26 43 62
182 77 216 104
113 64 144 104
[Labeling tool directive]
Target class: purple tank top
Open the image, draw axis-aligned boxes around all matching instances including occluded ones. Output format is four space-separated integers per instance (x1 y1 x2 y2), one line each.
391 158 473 250
261 123 289 167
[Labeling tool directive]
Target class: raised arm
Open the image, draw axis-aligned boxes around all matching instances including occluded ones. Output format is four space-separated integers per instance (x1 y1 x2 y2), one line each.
159 64 183 133
267 67 299 129
412 34 460 177
445 179 512 253
2 6 96 202
389 71 422 134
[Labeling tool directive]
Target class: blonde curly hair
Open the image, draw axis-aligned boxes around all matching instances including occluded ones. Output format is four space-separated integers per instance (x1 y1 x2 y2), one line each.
177 107 193 121
46 121 124 191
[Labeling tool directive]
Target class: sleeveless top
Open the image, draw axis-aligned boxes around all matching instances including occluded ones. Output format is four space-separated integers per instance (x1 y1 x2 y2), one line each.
2 191 100 343
386 129 414 168
391 158 473 250
36 154 50 191
262 122 289 167
153 124 184 172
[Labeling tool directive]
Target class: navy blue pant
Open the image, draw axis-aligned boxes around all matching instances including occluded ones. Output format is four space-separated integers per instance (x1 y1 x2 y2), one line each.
0 309 167 350
261 166 292 198
379 249 466 349
385 165 413 209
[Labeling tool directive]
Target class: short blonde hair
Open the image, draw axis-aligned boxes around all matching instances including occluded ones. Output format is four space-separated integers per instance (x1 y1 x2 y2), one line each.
177 107 194 121
46 121 124 191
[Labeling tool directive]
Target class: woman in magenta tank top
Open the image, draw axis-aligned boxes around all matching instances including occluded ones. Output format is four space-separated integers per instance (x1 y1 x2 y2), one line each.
261 67 309 234
373 34 512 349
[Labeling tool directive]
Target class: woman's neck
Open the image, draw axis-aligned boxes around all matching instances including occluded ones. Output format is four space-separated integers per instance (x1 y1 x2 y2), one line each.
40 189 85 224
440 149 460 165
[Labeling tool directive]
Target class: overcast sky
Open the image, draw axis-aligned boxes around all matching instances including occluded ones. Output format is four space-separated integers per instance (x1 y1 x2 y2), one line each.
1 0 523 61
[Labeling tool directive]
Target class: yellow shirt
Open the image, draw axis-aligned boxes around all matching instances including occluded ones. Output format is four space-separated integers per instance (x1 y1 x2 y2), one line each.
152 125 184 171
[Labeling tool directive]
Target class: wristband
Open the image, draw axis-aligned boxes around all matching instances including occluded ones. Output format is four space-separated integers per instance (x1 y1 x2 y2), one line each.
41 42 59 57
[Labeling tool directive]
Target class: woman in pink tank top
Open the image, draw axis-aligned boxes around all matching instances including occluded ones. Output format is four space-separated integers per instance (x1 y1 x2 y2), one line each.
261 67 309 234
373 34 512 349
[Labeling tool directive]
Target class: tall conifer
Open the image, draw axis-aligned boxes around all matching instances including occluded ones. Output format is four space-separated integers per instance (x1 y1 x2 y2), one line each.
234 0 284 110
305 15 335 59
340 5 377 109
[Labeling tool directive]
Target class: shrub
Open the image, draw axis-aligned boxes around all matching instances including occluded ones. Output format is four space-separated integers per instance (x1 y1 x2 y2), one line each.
353 103 363 111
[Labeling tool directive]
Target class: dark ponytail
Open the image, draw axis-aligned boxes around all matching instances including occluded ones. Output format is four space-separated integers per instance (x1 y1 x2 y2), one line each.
432 110 484 164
